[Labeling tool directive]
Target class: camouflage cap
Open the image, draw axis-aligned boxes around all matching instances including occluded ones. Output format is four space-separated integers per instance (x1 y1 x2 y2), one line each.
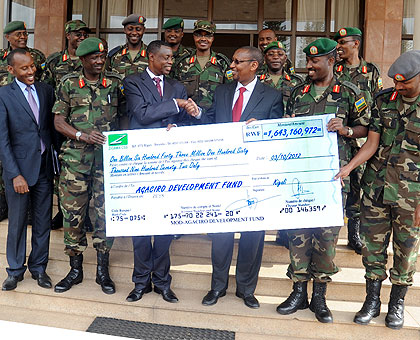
193 20 216 34
163 17 184 30
4 21 26 34
388 50 420 81
76 37 105 57
264 41 286 54
334 27 362 41
65 20 90 34
303 38 337 57
122 14 146 26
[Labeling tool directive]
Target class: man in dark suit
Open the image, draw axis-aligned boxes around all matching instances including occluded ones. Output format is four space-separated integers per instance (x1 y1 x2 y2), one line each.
201 46 284 309
0 49 55 291
123 40 199 303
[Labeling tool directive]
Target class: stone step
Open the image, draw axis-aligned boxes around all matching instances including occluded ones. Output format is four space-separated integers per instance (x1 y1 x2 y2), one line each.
0 272 419 340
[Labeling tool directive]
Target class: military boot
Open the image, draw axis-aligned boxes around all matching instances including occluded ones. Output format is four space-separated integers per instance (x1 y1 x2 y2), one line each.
309 282 333 323
0 192 7 221
54 254 83 293
347 217 362 254
354 279 382 325
275 230 289 249
385 284 408 330
276 281 309 315
96 252 115 294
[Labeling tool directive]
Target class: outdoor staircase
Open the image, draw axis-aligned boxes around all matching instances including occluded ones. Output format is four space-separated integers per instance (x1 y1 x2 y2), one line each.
0 212 420 340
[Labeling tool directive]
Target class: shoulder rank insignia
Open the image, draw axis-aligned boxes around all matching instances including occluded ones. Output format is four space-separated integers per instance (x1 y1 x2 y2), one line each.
62 54 68 62
259 74 266 80
390 91 398 101
141 49 146 58
355 97 367 112
210 56 217 65
361 66 367 74
285 74 291 81
226 69 233 80
2 51 8 59
189 56 196 64
377 77 383 89
79 78 85 88
122 48 127 55
332 85 340 93
102 78 107 87
302 85 310 94
336 65 343 72
289 66 295 74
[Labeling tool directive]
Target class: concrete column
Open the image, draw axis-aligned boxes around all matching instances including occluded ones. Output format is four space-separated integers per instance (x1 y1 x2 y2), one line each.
34 0 67 56
414 0 420 50
364 0 404 88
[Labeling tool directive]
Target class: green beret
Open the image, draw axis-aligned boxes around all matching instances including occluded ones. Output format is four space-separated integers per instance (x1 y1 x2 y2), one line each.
4 21 26 34
388 50 420 81
333 27 362 41
193 20 216 34
122 14 146 26
65 20 90 34
163 17 184 30
303 38 337 57
76 37 105 57
264 41 286 54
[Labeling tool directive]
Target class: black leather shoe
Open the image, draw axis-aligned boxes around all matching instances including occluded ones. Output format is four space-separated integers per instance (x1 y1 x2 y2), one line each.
202 290 226 306
31 272 52 289
2 273 24 291
154 286 179 303
236 291 260 309
126 285 152 302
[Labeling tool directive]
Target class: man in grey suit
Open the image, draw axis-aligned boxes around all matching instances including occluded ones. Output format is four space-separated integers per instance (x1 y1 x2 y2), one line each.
201 46 284 309
0 49 55 291
123 40 199 303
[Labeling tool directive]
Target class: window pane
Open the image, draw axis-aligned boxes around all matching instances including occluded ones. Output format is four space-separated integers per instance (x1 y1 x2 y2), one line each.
101 0 128 28
264 0 292 31
72 0 98 28
295 36 323 68
133 0 159 29
10 0 35 29
402 0 415 35
213 0 258 31
164 0 208 28
401 40 413 53
331 0 360 32
297 0 325 32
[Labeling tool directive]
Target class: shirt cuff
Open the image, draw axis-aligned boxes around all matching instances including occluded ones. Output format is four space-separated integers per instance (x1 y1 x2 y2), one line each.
173 98 180 112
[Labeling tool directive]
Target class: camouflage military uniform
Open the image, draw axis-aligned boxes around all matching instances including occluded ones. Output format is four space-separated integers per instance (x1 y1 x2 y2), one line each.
53 71 125 256
41 49 83 88
285 77 370 282
334 58 382 219
174 50 231 112
106 42 148 78
259 71 303 108
0 47 45 86
360 89 420 285
169 45 192 78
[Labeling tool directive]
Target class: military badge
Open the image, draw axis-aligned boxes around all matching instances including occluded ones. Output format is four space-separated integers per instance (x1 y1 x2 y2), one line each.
99 43 104 52
390 91 398 101
302 85 310 93
139 16 145 24
378 77 383 89
226 69 233 80
336 65 343 72
355 97 367 112
394 74 406 81
339 28 347 37
141 49 146 57
332 85 340 93
310 46 318 55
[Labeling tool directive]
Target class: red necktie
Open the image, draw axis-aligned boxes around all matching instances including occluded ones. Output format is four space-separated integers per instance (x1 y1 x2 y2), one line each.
232 87 246 122
154 77 163 97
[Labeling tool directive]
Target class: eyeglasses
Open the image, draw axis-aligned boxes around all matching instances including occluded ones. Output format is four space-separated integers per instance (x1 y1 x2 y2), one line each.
73 32 89 39
11 31 28 38
232 59 256 65
193 32 214 38
337 39 356 45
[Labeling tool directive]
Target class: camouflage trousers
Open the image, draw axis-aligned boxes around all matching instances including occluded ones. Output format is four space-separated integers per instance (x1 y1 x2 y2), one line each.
286 226 341 283
59 162 113 256
360 193 420 285
345 145 365 219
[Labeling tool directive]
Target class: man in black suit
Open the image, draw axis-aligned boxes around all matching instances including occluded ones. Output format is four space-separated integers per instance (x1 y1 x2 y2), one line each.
0 49 55 291
123 40 199 303
201 46 283 309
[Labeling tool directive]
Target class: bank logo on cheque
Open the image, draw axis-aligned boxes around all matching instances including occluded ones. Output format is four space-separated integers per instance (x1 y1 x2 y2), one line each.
108 133 128 146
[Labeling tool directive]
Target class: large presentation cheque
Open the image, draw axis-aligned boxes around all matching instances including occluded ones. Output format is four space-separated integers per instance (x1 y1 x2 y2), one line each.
103 114 343 237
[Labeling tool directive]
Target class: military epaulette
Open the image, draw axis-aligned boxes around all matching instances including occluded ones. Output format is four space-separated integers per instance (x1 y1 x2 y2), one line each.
104 70 123 81
291 73 304 84
29 48 46 60
59 72 81 84
259 74 267 80
332 85 340 93
341 80 361 96
45 51 62 64
215 52 231 67
366 61 381 74
373 87 394 101
108 45 123 58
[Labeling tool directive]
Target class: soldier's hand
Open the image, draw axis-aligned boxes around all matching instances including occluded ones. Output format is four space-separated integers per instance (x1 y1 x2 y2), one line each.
327 118 346 135
13 175 29 194
83 131 107 145
284 113 295 118
414 205 420 227
334 165 352 187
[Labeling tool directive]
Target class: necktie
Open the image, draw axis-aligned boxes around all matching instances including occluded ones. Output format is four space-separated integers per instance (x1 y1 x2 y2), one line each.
154 77 163 97
26 85 45 153
232 87 246 122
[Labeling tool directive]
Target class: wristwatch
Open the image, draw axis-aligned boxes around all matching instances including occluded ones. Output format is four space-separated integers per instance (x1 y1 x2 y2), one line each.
347 127 354 137
75 131 82 141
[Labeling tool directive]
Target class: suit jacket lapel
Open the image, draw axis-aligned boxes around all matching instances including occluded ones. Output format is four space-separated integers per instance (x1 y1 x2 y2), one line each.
226 81 237 121
10 81 38 125
140 71 161 102
34 82 45 127
241 80 264 121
